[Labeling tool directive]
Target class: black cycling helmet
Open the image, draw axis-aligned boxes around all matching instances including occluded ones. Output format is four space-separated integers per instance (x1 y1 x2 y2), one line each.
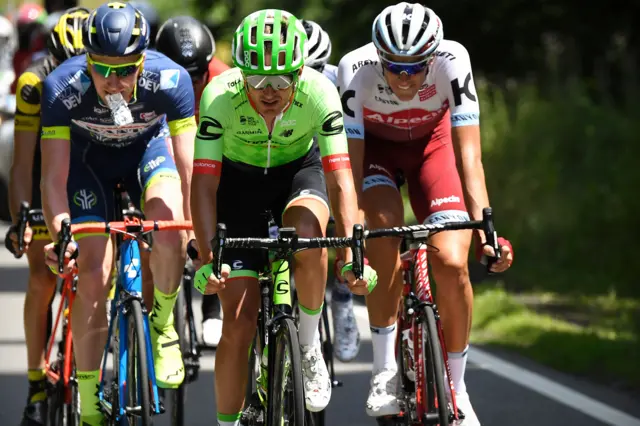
46 7 90 63
155 16 215 78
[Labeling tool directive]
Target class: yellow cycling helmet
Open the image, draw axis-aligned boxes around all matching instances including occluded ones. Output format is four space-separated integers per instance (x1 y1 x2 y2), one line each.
46 6 90 63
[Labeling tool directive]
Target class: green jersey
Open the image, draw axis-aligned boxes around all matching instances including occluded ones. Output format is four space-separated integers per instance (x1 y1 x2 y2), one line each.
192 67 351 176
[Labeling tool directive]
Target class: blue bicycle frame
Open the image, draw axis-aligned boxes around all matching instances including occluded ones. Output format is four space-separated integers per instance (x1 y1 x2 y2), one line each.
98 237 161 422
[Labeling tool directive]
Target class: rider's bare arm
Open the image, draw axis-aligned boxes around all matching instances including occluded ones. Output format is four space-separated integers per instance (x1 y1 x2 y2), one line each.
438 41 489 224
190 82 226 264
9 130 38 221
325 167 358 264
170 128 196 221
452 124 489 223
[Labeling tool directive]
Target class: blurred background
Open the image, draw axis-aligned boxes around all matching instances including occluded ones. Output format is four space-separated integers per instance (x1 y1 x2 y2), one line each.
1 0 639 404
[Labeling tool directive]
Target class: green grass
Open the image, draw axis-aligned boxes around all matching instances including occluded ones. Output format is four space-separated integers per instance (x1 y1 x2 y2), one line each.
472 285 640 391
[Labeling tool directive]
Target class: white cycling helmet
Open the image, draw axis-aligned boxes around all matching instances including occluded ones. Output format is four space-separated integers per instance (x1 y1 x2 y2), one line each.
302 20 331 71
0 15 17 54
372 2 443 58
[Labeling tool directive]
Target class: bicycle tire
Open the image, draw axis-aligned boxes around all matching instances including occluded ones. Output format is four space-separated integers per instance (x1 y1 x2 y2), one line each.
48 370 80 426
126 299 153 426
168 288 188 426
421 306 449 425
267 317 305 426
48 295 80 426
245 335 258 400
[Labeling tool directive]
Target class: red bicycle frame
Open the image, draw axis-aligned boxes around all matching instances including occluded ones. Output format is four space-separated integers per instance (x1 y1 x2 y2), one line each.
398 241 459 423
44 268 77 404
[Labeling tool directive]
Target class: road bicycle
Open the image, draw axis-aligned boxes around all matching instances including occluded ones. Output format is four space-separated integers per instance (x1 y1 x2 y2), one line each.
163 253 202 426
371 207 501 426
10 201 80 426
54 195 192 425
198 222 366 426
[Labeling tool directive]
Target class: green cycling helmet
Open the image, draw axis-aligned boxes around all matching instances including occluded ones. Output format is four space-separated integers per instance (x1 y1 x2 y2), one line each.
232 9 307 75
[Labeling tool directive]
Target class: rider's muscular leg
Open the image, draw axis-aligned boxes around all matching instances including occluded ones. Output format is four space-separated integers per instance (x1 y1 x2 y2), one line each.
144 180 188 388
362 186 405 326
216 281 260 416
283 200 329 346
73 236 113 368
144 181 187 297
429 229 473 394
362 186 405 373
24 241 58 368
24 240 58 402
74 235 113 425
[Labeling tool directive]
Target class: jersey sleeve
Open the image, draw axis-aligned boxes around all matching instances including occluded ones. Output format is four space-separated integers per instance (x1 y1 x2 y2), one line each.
337 56 366 140
14 70 43 132
40 72 72 141
435 42 480 127
311 73 351 173
193 78 229 177
161 66 197 137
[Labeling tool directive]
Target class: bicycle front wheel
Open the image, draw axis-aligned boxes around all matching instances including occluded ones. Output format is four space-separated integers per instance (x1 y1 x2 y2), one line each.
420 306 449 425
267 318 305 426
126 299 153 426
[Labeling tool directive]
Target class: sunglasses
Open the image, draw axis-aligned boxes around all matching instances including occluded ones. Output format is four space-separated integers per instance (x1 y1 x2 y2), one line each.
244 73 297 90
380 56 431 76
87 54 144 78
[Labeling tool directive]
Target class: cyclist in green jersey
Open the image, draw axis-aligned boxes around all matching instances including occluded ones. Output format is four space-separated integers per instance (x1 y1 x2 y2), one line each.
190 9 377 424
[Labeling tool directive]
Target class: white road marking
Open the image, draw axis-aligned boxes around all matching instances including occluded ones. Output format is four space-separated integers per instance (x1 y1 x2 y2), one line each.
353 305 640 426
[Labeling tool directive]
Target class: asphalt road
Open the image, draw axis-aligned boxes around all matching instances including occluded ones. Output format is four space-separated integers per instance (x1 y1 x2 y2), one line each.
1 223 639 426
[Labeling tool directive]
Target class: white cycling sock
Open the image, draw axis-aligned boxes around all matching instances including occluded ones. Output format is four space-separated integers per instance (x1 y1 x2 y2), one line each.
217 412 241 426
298 304 322 347
371 324 397 374
447 345 469 395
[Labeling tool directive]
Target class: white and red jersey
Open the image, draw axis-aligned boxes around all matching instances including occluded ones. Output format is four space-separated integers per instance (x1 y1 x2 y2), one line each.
336 40 479 142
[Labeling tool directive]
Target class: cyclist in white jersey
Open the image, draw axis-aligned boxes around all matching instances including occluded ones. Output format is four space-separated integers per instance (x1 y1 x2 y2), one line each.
302 20 337 84
302 18 361 363
336 3 514 424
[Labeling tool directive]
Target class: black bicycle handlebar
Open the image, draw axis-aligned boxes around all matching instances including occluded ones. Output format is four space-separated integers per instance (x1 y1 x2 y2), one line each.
364 207 502 272
57 218 75 274
207 223 365 280
17 201 29 254
191 207 503 280
6 201 45 259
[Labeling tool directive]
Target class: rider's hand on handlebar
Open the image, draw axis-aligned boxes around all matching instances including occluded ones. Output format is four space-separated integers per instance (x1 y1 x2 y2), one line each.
194 263 231 295
44 241 78 275
481 236 513 273
336 258 378 296
5 225 33 256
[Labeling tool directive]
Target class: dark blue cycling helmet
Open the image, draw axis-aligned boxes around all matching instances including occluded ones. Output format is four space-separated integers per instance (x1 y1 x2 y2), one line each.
83 2 149 56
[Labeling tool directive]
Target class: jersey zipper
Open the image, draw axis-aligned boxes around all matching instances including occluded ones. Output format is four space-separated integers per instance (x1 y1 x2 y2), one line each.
265 133 272 175
261 113 283 175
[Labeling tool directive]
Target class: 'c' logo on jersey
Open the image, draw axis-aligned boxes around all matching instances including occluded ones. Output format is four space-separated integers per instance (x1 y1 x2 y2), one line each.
197 116 223 141
340 90 356 118
321 111 344 136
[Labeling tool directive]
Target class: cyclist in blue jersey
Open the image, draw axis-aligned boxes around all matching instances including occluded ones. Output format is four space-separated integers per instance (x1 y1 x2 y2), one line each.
39 3 197 426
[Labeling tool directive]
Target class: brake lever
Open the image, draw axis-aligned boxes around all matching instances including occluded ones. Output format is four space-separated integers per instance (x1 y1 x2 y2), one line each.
481 207 501 273
16 201 29 256
351 224 365 280
209 223 227 280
